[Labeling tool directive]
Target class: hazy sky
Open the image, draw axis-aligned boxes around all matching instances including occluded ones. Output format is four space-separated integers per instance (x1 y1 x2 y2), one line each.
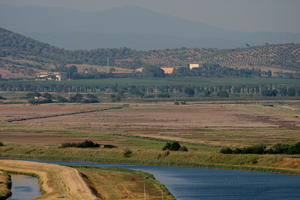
2 0 300 33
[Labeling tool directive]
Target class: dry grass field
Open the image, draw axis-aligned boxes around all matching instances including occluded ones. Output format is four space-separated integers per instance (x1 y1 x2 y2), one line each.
0 100 300 176
0 101 299 146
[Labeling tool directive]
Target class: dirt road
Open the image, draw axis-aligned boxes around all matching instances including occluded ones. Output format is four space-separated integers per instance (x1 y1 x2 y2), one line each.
0 160 99 200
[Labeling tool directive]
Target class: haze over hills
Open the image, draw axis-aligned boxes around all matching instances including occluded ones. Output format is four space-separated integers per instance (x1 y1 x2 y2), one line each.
1 4 300 50
0 27 299 79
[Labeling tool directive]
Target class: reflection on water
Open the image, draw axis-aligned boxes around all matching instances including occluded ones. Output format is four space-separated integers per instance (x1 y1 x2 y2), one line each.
7 175 42 200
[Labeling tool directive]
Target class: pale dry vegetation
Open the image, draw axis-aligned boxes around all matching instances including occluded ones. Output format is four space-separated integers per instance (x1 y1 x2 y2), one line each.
0 160 99 200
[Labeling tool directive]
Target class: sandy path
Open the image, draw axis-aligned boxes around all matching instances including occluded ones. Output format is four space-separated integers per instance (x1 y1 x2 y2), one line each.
0 160 99 200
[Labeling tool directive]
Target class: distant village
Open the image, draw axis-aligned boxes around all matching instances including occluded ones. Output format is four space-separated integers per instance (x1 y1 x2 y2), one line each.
36 64 201 81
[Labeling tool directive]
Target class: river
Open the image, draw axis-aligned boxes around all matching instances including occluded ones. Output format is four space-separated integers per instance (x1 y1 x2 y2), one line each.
7 174 42 200
28 160 300 200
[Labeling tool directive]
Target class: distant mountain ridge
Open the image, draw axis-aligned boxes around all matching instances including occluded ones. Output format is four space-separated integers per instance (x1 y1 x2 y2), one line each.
0 27 299 78
0 4 300 50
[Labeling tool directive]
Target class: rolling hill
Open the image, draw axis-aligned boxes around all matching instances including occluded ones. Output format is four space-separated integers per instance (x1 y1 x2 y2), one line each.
1 4 300 50
0 27 299 79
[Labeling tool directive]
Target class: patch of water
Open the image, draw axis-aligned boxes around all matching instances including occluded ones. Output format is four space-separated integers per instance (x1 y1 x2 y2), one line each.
7 174 42 200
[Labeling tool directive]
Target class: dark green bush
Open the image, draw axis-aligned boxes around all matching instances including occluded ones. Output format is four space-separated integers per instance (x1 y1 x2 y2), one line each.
220 142 300 155
123 149 133 158
0 142 4 146
163 142 187 151
179 146 188 152
162 142 171 150
268 143 290 154
220 147 233 154
103 144 117 148
287 142 300 154
242 144 266 154
61 140 100 148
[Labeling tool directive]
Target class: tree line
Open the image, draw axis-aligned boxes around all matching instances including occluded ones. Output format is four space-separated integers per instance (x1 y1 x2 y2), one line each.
3 84 299 102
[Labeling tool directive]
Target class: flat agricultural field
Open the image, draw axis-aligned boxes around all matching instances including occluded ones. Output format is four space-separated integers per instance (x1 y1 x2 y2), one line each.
0 100 300 175
0 101 299 146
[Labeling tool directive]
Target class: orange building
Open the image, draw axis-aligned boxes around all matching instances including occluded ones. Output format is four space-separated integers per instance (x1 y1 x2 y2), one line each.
160 67 175 74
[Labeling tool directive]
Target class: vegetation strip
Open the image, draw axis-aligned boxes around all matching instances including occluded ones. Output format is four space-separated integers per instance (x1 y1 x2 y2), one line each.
6 105 124 122
0 171 11 200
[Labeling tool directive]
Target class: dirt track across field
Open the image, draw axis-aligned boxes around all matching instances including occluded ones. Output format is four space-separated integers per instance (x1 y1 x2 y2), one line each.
6 105 124 123
0 160 99 200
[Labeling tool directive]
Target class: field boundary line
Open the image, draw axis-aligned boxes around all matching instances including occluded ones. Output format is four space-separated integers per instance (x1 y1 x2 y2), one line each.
6 105 125 123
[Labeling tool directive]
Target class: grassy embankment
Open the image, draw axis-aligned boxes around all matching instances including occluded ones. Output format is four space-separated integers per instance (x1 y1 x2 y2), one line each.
1 137 300 175
0 171 11 200
0 160 175 200
77 166 175 200
0 160 98 200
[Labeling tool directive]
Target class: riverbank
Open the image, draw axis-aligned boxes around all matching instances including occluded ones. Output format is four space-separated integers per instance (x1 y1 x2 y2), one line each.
0 160 98 200
1 144 300 176
0 160 175 200
77 166 175 200
0 171 11 200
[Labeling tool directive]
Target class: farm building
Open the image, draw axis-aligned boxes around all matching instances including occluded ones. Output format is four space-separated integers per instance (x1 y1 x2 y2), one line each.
36 72 62 81
189 64 200 70
160 67 175 74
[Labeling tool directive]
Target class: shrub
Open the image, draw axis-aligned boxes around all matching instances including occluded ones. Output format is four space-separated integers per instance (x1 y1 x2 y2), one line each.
103 144 117 148
220 142 300 155
123 149 133 158
242 144 266 154
268 143 290 154
157 150 170 159
179 146 188 152
0 142 4 146
163 142 185 151
287 142 300 154
26 92 41 99
181 101 187 105
55 95 68 103
0 96 6 100
220 147 233 154
162 142 171 151
61 140 100 148
217 91 229 97
69 94 83 103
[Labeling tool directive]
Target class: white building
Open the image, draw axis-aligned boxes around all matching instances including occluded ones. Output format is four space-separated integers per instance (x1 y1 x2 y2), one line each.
189 64 200 70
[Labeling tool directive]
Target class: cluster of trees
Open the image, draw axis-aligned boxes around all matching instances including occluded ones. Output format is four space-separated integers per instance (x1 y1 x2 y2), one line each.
26 92 99 105
61 140 100 148
220 142 300 155
162 142 188 151
173 64 273 78
4 83 300 101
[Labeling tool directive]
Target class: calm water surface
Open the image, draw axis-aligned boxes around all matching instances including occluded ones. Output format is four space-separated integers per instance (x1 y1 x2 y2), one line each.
7 174 42 200
9 160 300 200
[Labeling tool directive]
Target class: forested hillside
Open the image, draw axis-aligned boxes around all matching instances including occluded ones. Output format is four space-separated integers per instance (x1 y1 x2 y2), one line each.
0 27 299 79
